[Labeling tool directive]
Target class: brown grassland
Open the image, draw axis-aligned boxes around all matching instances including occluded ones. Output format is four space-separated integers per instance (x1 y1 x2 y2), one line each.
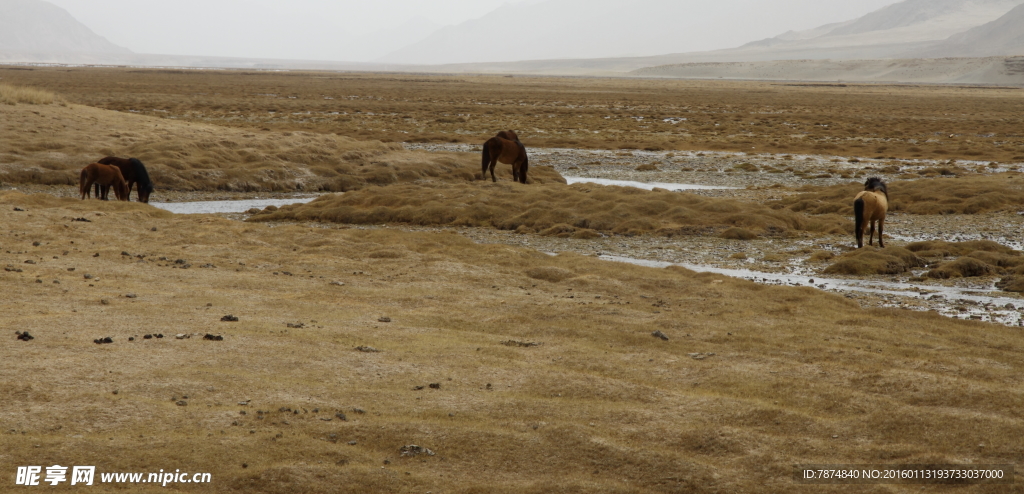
2 69 1024 492
3 192 1024 493
3 66 1024 162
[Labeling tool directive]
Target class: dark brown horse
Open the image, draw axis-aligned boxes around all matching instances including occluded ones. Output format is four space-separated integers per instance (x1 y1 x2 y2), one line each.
80 163 128 201
854 177 889 248
481 131 528 184
96 157 154 203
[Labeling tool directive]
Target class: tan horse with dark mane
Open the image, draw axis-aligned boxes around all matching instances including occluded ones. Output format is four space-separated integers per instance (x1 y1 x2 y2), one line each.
79 163 128 201
481 130 529 184
854 177 888 248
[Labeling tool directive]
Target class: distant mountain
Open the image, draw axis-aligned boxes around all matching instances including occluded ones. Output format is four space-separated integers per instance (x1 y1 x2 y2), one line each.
728 0 1024 62
912 2 1024 57
0 0 130 55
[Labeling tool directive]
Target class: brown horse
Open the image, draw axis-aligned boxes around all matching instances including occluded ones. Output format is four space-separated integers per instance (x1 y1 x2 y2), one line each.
496 130 519 142
854 177 888 248
80 163 128 201
481 131 528 184
96 157 154 203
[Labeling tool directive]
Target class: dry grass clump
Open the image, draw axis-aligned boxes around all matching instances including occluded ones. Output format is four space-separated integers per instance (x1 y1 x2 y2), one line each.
823 247 925 275
905 239 1016 257
773 174 1024 216
0 83 65 105
0 103 562 192
926 257 997 279
249 182 849 236
719 227 758 240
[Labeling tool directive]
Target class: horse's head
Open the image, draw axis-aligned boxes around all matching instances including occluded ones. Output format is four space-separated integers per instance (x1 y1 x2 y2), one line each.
864 177 888 199
138 188 151 203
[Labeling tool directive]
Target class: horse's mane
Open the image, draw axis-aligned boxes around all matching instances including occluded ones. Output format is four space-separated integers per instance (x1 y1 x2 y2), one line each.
130 158 155 193
864 177 888 200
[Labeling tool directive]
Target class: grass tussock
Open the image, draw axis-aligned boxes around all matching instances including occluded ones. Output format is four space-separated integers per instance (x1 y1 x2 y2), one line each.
773 174 1024 215
898 240 1024 287
249 182 850 236
0 83 65 105
823 247 926 275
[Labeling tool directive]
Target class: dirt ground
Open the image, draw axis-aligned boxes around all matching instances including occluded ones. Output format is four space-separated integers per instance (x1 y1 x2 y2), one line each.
2 70 1024 492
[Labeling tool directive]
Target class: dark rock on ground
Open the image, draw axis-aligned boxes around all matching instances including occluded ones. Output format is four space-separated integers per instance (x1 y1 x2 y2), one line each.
221 315 239 322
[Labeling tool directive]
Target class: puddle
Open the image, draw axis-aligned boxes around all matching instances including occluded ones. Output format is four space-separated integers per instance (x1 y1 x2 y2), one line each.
151 197 316 215
564 177 739 191
598 255 1024 326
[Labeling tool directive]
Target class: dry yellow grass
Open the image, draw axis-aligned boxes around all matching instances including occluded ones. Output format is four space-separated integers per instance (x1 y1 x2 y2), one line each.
4 66 1024 161
0 103 561 193
3 192 1024 492
0 82 64 106
248 182 849 236
773 173 1024 215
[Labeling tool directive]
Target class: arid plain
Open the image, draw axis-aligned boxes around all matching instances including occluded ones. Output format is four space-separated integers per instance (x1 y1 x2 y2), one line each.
2 67 1024 493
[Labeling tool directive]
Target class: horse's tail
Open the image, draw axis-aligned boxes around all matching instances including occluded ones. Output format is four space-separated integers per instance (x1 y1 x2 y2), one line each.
481 141 492 176
518 142 529 184
131 158 154 193
854 197 865 235
79 167 87 197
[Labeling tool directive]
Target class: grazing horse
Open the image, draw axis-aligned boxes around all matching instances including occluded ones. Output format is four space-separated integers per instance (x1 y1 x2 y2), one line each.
495 130 519 142
481 131 529 184
96 157 154 203
854 177 888 248
80 163 128 201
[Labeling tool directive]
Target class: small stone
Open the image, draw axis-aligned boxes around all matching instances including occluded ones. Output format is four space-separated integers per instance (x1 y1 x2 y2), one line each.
378 317 391 323
52 280 59 284
175 333 187 339
144 334 153 339
93 337 113 344
33 241 41 247
155 334 164 338
176 400 188 406
151 227 157 231
429 383 441 389
16 331 34 341
399 445 435 457
355 346 380 353
125 293 137 299
100 299 110 305
35 279 42 283
24 260 35 264
67 267 75 271
651 330 669 341
330 281 345 286
335 412 347 421
203 334 224 341
14 207 25 211
112 389 118 395
84 273 94 280
221 315 239 322
121 251 130 256
348 440 357 445
92 253 99 258
412 386 424 391
352 408 366 414
128 337 135 341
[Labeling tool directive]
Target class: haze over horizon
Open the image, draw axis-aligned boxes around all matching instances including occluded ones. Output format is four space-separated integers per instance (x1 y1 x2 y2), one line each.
39 0 898 62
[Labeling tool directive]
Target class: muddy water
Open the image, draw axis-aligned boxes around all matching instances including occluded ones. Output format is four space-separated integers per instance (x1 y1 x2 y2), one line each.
600 255 1024 326
564 177 739 191
150 197 316 214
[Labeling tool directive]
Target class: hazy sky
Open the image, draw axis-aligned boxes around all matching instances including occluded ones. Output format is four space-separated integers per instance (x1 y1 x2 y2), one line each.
44 0 899 61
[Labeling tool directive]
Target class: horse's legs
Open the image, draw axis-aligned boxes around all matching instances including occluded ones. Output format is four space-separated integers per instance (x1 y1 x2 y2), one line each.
126 181 135 201
877 218 885 248
489 159 497 182
511 163 520 183
867 221 876 246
